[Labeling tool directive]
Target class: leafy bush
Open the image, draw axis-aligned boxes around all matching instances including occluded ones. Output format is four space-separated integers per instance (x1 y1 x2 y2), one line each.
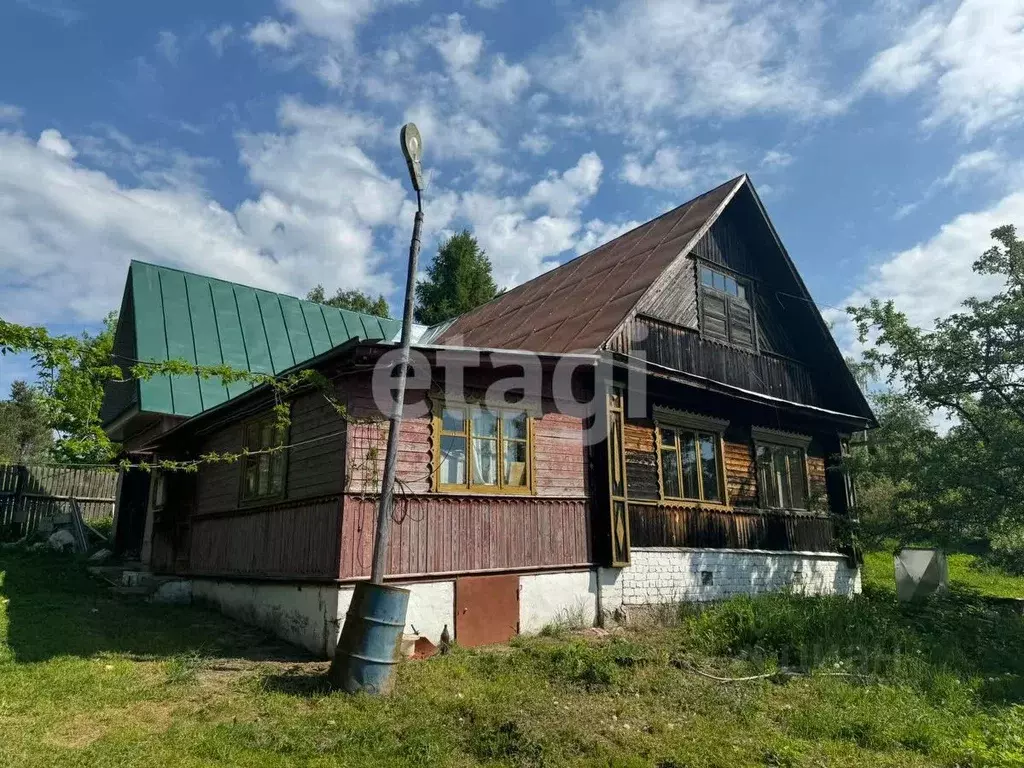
88 515 114 542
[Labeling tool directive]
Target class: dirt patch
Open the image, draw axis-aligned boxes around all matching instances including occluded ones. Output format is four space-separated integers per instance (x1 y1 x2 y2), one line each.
45 700 176 749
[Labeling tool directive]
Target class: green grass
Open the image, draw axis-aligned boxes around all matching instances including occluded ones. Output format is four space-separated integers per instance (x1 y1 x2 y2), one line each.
3 548 1024 767
863 549 1024 599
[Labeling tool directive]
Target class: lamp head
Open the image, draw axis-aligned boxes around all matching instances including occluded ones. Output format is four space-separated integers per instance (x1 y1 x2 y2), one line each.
400 123 424 192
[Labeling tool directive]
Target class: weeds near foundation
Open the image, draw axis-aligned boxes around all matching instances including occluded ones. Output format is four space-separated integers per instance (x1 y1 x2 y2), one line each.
537 599 592 638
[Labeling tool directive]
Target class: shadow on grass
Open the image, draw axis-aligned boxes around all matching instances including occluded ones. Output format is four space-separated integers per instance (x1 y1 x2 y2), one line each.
258 667 333 698
0 548 310 664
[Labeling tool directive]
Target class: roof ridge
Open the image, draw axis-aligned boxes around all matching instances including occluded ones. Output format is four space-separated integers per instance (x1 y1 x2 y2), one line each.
436 174 746 328
128 259 395 322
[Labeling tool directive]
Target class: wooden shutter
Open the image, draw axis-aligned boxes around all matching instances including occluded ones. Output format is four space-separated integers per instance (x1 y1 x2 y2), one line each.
702 292 729 342
727 298 755 349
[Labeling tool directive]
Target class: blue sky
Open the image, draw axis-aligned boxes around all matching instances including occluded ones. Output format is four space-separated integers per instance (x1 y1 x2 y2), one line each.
1 0 1023 392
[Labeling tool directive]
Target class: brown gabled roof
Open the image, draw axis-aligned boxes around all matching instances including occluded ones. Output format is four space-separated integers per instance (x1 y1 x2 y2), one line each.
436 175 745 353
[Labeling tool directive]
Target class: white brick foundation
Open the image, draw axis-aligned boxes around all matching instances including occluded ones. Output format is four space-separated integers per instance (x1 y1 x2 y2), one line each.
193 551 860 655
598 548 860 620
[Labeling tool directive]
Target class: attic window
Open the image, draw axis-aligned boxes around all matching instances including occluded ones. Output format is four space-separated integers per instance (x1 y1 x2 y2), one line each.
699 265 755 350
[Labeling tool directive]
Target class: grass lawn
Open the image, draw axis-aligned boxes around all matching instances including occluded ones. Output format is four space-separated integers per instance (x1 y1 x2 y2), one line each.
3 549 1024 767
863 549 1024 599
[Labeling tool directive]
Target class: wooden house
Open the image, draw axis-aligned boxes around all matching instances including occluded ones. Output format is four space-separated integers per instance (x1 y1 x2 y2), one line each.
103 176 874 657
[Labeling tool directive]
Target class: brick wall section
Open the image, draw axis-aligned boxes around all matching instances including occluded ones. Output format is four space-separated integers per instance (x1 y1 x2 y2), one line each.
599 549 860 616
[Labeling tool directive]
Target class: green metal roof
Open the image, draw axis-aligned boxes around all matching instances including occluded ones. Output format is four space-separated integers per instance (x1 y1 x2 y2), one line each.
101 260 400 423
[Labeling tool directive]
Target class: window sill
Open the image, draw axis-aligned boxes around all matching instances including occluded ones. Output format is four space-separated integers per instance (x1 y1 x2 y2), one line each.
435 485 534 496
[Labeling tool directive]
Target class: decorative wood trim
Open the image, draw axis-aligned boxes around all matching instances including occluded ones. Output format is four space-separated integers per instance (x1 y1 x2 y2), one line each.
653 405 729 432
607 387 631 567
654 420 728 505
751 426 812 448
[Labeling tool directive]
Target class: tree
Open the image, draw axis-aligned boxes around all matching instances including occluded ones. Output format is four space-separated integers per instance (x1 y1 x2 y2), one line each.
414 231 497 326
0 313 118 464
0 381 52 464
43 313 119 463
307 286 390 318
849 224 1024 550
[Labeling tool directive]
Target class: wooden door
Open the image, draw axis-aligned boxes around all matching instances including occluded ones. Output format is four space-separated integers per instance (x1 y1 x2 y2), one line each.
455 574 519 647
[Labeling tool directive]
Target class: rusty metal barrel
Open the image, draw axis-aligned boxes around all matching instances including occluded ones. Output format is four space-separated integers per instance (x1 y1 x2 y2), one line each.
329 581 410 695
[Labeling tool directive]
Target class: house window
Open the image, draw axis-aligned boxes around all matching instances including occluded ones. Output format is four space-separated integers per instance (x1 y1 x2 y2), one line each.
657 426 723 503
240 414 287 503
756 443 808 510
437 405 531 492
700 264 755 350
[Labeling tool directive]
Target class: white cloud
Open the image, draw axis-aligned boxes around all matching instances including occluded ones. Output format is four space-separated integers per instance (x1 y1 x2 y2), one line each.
761 149 794 170
156 30 179 64
859 0 1024 134
274 0 412 48
621 143 740 191
207 24 234 56
0 104 24 123
832 191 1024 352
469 0 504 8
428 14 484 71
937 148 1007 187
457 153 606 286
248 19 298 50
519 131 552 155
538 0 842 133
36 129 75 159
76 127 216 191
14 0 83 25
889 146 1023 221
525 152 603 217
0 99 412 325
403 102 503 163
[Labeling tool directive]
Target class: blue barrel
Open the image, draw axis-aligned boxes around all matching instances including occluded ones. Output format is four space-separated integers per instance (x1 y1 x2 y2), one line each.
329 581 410 695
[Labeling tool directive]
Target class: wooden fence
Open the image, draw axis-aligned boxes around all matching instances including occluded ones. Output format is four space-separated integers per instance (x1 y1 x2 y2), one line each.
0 464 119 536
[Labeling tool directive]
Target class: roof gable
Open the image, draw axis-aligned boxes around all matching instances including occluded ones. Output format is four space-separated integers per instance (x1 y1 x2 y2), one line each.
435 176 743 353
606 178 873 422
101 261 401 424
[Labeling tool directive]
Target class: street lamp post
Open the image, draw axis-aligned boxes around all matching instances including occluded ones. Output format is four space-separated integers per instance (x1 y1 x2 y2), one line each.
327 124 425 694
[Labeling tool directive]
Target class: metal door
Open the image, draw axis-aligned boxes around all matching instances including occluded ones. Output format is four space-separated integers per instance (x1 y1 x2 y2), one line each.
454 574 520 647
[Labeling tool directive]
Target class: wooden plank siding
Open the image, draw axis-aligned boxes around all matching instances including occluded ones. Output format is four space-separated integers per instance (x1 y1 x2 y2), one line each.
181 382 348 579
193 386 347 517
339 496 591 579
723 440 757 506
337 372 592 579
620 415 844 553
629 505 839 551
344 376 589 498
189 496 342 578
609 315 823 407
